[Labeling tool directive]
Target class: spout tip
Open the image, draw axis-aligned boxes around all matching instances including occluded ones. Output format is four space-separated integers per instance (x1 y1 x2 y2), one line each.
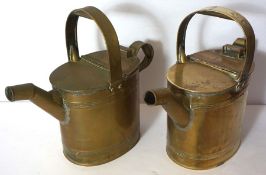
144 91 156 105
5 83 35 102
5 87 15 101
144 88 170 106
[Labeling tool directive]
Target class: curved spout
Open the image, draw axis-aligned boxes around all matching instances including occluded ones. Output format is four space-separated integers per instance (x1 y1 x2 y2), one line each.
5 83 65 122
144 88 190 128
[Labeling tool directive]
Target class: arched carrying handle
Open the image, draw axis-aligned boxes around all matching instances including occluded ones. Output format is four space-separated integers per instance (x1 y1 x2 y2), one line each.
65 6 122 84
129 41 154 72
176 6 255 83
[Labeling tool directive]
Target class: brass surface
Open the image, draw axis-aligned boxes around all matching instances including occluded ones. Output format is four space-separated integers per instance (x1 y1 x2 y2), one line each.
145 6 255 170
167 63 236 93
176 6 255 84
5 6 153 166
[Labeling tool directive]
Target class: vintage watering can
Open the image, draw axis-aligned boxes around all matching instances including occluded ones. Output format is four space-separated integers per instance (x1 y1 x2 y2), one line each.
144 6 255 169
5 6 153 166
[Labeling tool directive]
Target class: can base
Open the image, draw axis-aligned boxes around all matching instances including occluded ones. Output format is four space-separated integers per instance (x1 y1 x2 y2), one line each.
63 132 140 166
166 140 241 170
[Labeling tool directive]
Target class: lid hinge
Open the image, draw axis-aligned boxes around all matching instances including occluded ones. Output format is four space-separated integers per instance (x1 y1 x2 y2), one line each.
222 38 246 59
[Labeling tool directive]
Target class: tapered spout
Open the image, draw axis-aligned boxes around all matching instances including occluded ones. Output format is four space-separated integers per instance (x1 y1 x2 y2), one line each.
5 83 65 122
144 88 190 128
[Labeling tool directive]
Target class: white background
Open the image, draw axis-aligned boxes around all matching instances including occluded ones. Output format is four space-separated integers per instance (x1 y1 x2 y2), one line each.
0 0 265 104
1 104 266 175
0 1 266 175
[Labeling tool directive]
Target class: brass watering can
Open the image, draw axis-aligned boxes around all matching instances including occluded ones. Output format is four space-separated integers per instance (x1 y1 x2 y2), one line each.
5 6 153 166
144 6 255 169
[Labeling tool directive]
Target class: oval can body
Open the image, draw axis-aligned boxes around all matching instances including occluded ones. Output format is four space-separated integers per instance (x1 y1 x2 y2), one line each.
58 73 140 166
166 89 248 169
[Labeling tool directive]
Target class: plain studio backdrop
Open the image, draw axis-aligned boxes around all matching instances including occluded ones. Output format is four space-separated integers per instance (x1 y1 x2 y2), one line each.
0 1 266 175
0 0 265 103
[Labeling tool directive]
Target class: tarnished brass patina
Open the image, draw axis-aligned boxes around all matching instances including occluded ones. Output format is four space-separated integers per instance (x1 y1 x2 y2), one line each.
144 6 255 170
5 6 153 166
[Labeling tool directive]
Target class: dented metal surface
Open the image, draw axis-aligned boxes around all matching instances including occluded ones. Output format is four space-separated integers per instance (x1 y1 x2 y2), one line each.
5 6 153 166
144 6 255 170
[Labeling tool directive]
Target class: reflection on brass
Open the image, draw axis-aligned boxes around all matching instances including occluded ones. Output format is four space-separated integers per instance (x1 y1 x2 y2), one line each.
144 6 255 170
6 6 154 166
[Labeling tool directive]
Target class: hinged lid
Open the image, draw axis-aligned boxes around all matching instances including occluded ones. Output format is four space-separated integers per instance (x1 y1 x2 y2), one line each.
167 62 236 93
49 6 153 93
169 6 255 94
50 49 139 92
